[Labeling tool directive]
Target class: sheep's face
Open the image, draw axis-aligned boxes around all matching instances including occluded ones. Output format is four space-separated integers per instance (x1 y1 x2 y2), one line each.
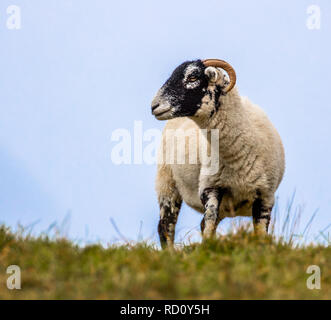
151 60 226 120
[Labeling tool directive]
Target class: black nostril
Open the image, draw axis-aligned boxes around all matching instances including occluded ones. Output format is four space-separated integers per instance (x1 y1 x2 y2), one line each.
151 103 159 112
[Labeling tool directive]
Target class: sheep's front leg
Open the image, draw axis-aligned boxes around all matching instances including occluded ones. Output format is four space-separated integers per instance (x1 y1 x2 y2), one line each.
158 196 182 249
200 187 225 239
252 194 273 235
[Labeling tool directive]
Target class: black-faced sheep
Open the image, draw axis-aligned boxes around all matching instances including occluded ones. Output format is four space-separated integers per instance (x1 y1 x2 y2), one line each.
151 59 285 248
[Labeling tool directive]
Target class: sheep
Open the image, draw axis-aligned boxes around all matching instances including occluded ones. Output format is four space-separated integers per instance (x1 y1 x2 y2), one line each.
151 59 285 248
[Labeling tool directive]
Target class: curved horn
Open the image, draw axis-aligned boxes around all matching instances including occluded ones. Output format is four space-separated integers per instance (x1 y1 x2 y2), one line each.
203 59 236 93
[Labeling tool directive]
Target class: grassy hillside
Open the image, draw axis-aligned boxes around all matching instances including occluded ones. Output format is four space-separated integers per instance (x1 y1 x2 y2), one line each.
0 225 329 299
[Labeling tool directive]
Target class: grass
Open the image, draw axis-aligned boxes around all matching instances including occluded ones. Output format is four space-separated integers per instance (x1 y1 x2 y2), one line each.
0 224 330 299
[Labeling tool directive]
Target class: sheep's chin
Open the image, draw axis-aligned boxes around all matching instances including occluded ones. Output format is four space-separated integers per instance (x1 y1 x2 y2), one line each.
155 110 174 120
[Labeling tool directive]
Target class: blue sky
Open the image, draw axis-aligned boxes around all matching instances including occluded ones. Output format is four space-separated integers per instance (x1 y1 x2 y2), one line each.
0 0 330 243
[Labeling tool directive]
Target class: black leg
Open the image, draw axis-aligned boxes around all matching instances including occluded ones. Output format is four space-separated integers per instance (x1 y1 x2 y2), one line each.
252 193 272 235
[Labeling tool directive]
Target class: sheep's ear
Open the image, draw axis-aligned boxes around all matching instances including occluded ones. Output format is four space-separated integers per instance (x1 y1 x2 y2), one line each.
204 67 218 83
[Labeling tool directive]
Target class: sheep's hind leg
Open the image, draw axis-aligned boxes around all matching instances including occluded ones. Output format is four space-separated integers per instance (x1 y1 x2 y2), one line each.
200 187 226 239
158 195 182 249
252 193 273 235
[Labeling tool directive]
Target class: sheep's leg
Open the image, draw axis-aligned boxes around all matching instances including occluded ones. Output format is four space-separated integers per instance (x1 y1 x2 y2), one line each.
156 165 182 249
200 187 225 239
252 194 273 235
200 215 223 236
158 195 182 249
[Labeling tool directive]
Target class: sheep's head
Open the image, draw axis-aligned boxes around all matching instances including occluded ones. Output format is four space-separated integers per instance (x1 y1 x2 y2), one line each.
151 59 236 120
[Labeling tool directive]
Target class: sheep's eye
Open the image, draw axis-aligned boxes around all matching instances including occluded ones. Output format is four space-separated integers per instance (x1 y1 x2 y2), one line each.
188 76 197 82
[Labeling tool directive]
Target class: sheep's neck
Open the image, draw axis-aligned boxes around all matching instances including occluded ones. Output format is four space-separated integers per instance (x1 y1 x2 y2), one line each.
192 89 250 162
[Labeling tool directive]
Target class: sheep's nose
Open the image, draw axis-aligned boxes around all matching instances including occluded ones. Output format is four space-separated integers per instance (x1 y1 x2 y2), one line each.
151 103 159 113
